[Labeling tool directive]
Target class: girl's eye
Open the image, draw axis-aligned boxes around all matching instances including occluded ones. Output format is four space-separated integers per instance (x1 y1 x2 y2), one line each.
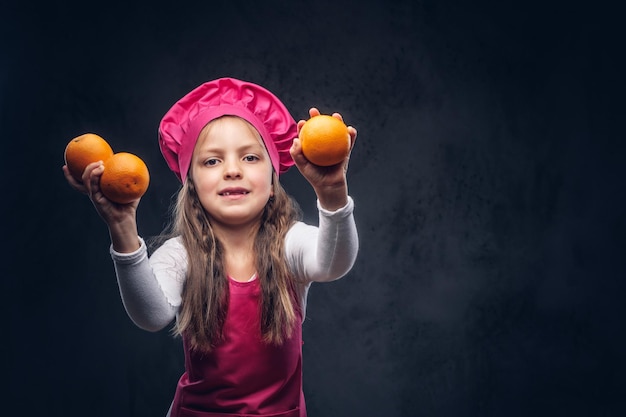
243 155 259 162
204 158 219 166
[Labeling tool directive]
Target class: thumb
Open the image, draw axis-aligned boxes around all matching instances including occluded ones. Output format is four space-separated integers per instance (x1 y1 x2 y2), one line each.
290 138 308 166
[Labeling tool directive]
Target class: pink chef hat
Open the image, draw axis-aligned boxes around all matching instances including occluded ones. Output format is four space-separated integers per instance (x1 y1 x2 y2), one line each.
158 77 298 183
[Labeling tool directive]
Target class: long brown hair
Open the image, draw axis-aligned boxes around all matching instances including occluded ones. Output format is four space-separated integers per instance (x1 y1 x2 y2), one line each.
170 170 302 352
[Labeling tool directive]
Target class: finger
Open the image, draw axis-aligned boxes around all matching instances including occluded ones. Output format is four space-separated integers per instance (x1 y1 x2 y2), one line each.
84 161 104 196
332 112 344 122
289 138 309 166
309 107 320 118
63 165 89 193
347 126 357 150
81 161 102 184
296 119 307 133
290 137 302 157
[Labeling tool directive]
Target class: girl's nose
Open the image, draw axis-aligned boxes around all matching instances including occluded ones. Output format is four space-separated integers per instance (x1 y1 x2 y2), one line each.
223 159 242 179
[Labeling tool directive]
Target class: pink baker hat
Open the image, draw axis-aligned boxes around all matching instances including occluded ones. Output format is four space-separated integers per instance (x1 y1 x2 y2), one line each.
158 77 298 183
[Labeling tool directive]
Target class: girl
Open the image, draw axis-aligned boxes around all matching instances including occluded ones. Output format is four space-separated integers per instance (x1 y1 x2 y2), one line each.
62 77 359 417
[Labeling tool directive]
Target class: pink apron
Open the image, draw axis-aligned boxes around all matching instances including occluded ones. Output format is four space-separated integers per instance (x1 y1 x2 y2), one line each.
169 277 306 417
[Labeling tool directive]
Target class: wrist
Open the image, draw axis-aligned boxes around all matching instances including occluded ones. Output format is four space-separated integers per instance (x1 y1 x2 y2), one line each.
315 183 348 211
108 219 140 253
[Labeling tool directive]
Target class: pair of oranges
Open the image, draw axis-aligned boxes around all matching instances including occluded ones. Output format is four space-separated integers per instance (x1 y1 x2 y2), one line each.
64 133 150 204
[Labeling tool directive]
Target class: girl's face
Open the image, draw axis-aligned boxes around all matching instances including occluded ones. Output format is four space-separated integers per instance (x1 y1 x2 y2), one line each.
190 116 274 229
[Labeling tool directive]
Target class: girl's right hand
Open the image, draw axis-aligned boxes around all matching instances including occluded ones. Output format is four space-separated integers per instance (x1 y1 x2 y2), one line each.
62 161 139 227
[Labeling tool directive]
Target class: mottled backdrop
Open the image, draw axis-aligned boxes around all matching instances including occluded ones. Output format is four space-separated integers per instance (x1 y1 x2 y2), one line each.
2 0 624 416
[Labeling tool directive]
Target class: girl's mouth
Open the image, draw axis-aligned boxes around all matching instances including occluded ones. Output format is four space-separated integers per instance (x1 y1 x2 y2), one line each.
219 189 249 196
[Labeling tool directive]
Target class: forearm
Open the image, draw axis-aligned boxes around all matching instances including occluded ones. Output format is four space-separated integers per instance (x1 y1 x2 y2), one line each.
314 196 358 280
110 239 178 331
108 218 141 253
286 196 359 282
314 182 348 212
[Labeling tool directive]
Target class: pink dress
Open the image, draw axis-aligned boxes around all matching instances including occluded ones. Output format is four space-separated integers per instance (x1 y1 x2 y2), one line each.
169 277 306 417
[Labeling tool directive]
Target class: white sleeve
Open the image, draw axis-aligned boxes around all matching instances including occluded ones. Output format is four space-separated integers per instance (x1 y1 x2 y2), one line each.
110 237 186 332
285 196 359 283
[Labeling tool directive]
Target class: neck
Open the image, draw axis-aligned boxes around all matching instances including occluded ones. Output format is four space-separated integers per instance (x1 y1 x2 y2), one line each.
212 222 259 282
211 220 258 252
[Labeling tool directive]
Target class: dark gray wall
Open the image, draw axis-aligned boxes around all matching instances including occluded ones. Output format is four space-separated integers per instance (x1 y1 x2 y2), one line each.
3 0 624 416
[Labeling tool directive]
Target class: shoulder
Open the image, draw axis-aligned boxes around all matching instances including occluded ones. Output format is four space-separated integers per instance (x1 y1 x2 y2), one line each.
284 221 316 267
150 236 187 267
156 235 184 251
285 221 318 247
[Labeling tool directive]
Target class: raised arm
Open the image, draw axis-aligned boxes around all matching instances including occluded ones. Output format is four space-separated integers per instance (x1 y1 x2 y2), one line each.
285 197 358 282
63 162 179 331
286 107 359 282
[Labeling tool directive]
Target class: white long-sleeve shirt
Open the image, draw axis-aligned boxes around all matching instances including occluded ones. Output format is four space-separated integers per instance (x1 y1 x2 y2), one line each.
110 197 358 332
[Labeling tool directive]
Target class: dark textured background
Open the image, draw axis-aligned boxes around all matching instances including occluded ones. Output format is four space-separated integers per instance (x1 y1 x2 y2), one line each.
2 0 625 416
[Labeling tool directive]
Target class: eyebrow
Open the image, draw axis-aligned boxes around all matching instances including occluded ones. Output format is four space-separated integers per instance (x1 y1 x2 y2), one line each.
197 142 267 156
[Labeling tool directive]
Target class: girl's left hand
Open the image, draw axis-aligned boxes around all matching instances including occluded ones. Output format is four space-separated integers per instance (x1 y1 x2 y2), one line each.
290 107 357 211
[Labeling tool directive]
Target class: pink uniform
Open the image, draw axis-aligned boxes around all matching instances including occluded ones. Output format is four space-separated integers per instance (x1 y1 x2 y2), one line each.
169 277 305 417
111 199 358 416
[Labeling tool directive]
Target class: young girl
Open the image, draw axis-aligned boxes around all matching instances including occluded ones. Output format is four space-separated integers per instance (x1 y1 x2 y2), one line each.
63 77 358 417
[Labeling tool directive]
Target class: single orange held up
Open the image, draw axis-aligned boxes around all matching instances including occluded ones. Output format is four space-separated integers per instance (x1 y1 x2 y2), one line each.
100 152 150 204
299 114 350 166
64 133 114 182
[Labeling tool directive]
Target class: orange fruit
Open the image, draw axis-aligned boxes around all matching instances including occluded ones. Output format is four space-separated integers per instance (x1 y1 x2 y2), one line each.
100 152 150 204
300 115 350 166
64 133 114 182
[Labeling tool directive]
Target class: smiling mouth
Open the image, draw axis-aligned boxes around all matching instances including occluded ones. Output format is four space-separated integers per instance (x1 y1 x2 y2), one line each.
220 191 249 196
